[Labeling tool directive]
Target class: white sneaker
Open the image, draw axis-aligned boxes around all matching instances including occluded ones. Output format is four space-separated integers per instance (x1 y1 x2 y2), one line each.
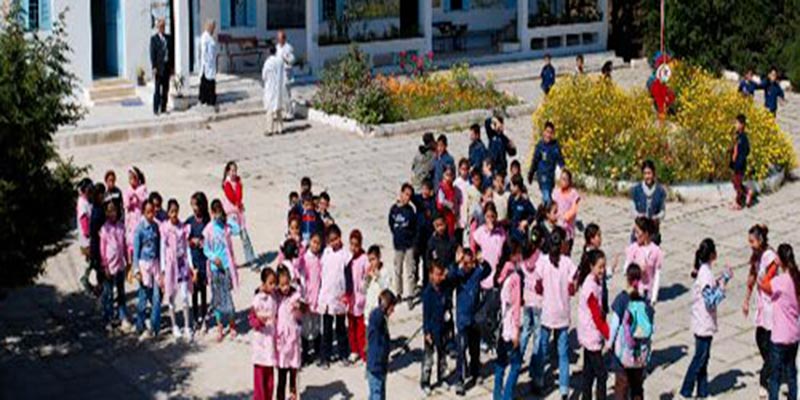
120 319 133 333
183 327 193 341
138 330 152 342
144 319 152 333
441 382 450 391
759 387 768 398
348 353 360 363
104 323 114 333
172 326 181 339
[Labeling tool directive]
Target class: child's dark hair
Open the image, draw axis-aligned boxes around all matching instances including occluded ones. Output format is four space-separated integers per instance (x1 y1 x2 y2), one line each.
430 259 445 273
437 134 448 146
560 168 573 187
736 114 747 125
548 226 567 267
510 174 524 190
261 267 276 284
584 223 600 247
327 223 342 238
289 191 299 201
470 168 482 181
367 244 381 257
494 169 507 180
167 198 179 212
777 244 800 306
641 159 656 173
578 249 605 286
130 166 146 185
634 216 655 238
401 182 414 194
276 264 292 282
210 199 226 221
191 191 211 223
544 121 555 131
281 238 300 260
470 123 481 135
576 54 584 62
92 183 106 202
510 159 521 172
458 158 469 169
378 289 397 311
536 201 558 224
301 176 312 189
693 238 716 278
148 191 163 205
222 161 237 188
350 229 363 245
319 191 330 202
544 52 551 60
309 230 322 243
422 179 434 191
626 263 643 298
483 201 497 217
78 177 93 194
748 224 769 280
104 170 116 182
602 60 613 75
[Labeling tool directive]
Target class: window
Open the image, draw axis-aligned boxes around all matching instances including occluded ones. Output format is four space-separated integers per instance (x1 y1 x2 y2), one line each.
268 0 305 29
27 0 39 30
18 0 50 31
450 0 464 10
322 0 336 21
221 0 256 28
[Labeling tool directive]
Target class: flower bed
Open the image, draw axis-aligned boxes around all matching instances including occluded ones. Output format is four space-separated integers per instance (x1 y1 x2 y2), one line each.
530 62 796 185
312 46 520 124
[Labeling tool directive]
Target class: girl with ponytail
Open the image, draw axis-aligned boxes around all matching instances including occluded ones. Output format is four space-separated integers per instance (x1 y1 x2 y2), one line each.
762 244 800 400
742 224 778 395
623 217 664 305
530 227 578 397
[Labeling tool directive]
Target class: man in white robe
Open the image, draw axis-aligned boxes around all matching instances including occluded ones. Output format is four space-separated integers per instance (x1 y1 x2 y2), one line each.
275 30 295 118
262 45 285 136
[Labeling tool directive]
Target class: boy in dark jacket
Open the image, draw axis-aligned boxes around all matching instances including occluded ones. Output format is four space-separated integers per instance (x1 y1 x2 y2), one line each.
486 116 517 175
540 53 556 95
367 290 398 400
527 121 564 204
758 67 786 115
449 248 492 395
388 183 417 301
730 114 751 209
300 195 323 245
421 261 449 394
468 123 488 171
413 180 437 298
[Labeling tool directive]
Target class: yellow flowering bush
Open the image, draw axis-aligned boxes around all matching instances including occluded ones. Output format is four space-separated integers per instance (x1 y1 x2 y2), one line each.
531 62 796 184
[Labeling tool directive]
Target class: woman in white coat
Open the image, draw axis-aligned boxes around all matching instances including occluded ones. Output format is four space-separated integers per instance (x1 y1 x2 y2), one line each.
261 45 285 136
199 20 217 107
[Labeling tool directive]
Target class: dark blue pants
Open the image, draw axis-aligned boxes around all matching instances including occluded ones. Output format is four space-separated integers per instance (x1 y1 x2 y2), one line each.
769 341 798 400
680 335 712 398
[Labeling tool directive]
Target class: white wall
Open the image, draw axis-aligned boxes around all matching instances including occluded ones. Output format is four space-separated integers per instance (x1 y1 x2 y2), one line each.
53 0 92 91
124 1 154 81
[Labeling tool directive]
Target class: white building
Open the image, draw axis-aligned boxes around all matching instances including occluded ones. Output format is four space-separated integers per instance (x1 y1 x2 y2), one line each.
15 0 607 101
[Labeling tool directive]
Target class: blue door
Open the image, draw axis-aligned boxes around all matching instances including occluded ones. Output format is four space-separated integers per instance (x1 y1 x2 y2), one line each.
105 0 122 76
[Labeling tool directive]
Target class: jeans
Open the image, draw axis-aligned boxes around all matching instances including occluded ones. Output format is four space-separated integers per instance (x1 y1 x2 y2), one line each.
532 326 570 395
136 283 162 333
276 367 297 400
367 370 386 400
101 271 128 323
494 338 522 400
322 314 348 362
582 349 607 400
455 324 481 388
520 307 543 380
393 248 416 300
538 178 554 205
421 338 447 388
769 342 798 400
680 335 712 398
758 327 773 389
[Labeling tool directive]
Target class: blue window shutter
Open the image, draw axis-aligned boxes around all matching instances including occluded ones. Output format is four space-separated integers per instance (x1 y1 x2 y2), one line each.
20 0 30 30
505 0 516 9
335 0 344 19
443 0 450 12
220 0 231 28
246 0 256 27
39 0 51 31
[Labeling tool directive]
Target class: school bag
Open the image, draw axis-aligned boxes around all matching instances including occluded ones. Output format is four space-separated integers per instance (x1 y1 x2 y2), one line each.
614 298 653 369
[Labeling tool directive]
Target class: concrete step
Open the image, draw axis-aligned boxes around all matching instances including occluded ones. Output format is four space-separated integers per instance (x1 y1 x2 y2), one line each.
89 79 137 103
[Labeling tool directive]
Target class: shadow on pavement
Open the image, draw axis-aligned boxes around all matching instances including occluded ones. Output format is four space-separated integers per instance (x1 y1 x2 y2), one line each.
300 380 355 400
650 344 689 371
708 368 752 395
657 283 689 303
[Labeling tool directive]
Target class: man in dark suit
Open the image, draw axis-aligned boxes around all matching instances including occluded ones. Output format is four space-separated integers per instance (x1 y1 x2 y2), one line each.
150 18 171 115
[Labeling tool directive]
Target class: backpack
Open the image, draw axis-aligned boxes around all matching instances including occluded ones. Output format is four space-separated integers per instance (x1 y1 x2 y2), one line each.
615 299 653 368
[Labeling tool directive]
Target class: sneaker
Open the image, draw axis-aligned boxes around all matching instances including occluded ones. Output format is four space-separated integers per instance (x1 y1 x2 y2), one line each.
455 385 465 396
138 330 152 342
759 387 768 399
422 386 432 396
120 319 133 333
80 276 93 294
145 319 152 333
320 362 330 370
183 327 193 341
172 326 181 339
104 323 114 333
440 381 450 391
348 353 360 363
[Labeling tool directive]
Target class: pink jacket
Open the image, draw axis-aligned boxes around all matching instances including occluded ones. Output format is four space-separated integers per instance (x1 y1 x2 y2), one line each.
471 224 507 289
521 250 542 308
124 184 148 254
318 246 351 315
276 290 303 369
299 249 322 313
624 242 664 301
534 255 578 329
499 263 522 342
76 196 91 248
99 221 127 275
577 276 605 351
350 253 369 317
755 249 778 330
160 221 192 299
251 291 278 367
202 220 240 291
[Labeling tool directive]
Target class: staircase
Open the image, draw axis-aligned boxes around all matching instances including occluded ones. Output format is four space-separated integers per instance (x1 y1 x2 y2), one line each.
88 78 139 105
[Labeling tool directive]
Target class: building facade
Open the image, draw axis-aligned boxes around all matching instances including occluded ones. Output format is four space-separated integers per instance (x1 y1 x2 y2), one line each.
16 0 607 100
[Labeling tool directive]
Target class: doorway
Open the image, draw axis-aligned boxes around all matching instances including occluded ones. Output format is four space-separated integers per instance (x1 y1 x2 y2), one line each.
400 0 420 37
91 0 124 77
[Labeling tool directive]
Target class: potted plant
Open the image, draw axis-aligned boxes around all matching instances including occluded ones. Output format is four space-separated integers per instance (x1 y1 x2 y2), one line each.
135 66 146 86
170 74 190 111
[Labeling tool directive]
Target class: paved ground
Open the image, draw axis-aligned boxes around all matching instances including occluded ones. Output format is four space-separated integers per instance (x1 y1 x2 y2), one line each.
3 63 800 399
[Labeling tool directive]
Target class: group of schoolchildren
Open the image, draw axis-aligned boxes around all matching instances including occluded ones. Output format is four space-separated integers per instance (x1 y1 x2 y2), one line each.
76 162 256 343
738 66 788 115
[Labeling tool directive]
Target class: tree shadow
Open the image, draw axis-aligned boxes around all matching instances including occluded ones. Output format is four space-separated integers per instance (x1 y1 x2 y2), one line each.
301 380 355 400
0 284 201 399
657 283 689 303
650 344 688 371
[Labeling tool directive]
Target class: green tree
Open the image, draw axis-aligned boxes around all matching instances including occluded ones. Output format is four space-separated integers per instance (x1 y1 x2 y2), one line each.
0 5 85 288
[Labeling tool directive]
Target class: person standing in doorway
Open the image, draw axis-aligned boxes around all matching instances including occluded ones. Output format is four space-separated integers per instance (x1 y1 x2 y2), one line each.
199 19 218 109
275 30 296 119
150 18 171 115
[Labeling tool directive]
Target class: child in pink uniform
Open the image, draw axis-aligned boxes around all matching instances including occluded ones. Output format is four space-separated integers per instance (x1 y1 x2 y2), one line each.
531 227 578 398
125 167 148 259
494 244 524 400
624 217 664 305
251 268 278 400
471 202 507 290
743 224 778 395
300 232 323 364
99 201 129 329
160 199 193 339
680 238 731 399
551 169 580 255
319 225 351 367
77 178 93 257
275 265 304 400
346 230 368 363
577 249 609 400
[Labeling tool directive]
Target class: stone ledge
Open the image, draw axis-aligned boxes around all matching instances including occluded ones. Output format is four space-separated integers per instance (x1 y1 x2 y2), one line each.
579 169 787 202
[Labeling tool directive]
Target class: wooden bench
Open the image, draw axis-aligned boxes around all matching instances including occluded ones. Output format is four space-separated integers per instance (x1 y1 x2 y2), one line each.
217 34 272 72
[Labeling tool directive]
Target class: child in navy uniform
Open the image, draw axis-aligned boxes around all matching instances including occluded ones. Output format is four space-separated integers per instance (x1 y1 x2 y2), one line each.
421 261 449 395
729 114 751 209
540 53 556 95
366 290 398 400
527 121 565 205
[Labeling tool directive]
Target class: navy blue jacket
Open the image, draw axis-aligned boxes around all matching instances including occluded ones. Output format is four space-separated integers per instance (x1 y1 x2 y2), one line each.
528 139 565 186
731 131 750 173
631 183 667 220
422 284 447 343
300 208 323 241
449 261 492 331
186 215 209 281
427 233 456 268
507 194 536 228
389 203 416 250
485 118 517 174
367 307 391 375
738 79 756 97
541 63 556 94
413 194 436 246
433 152 455 190
469 139 488 171
760 79 785 114
89 203 106 263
